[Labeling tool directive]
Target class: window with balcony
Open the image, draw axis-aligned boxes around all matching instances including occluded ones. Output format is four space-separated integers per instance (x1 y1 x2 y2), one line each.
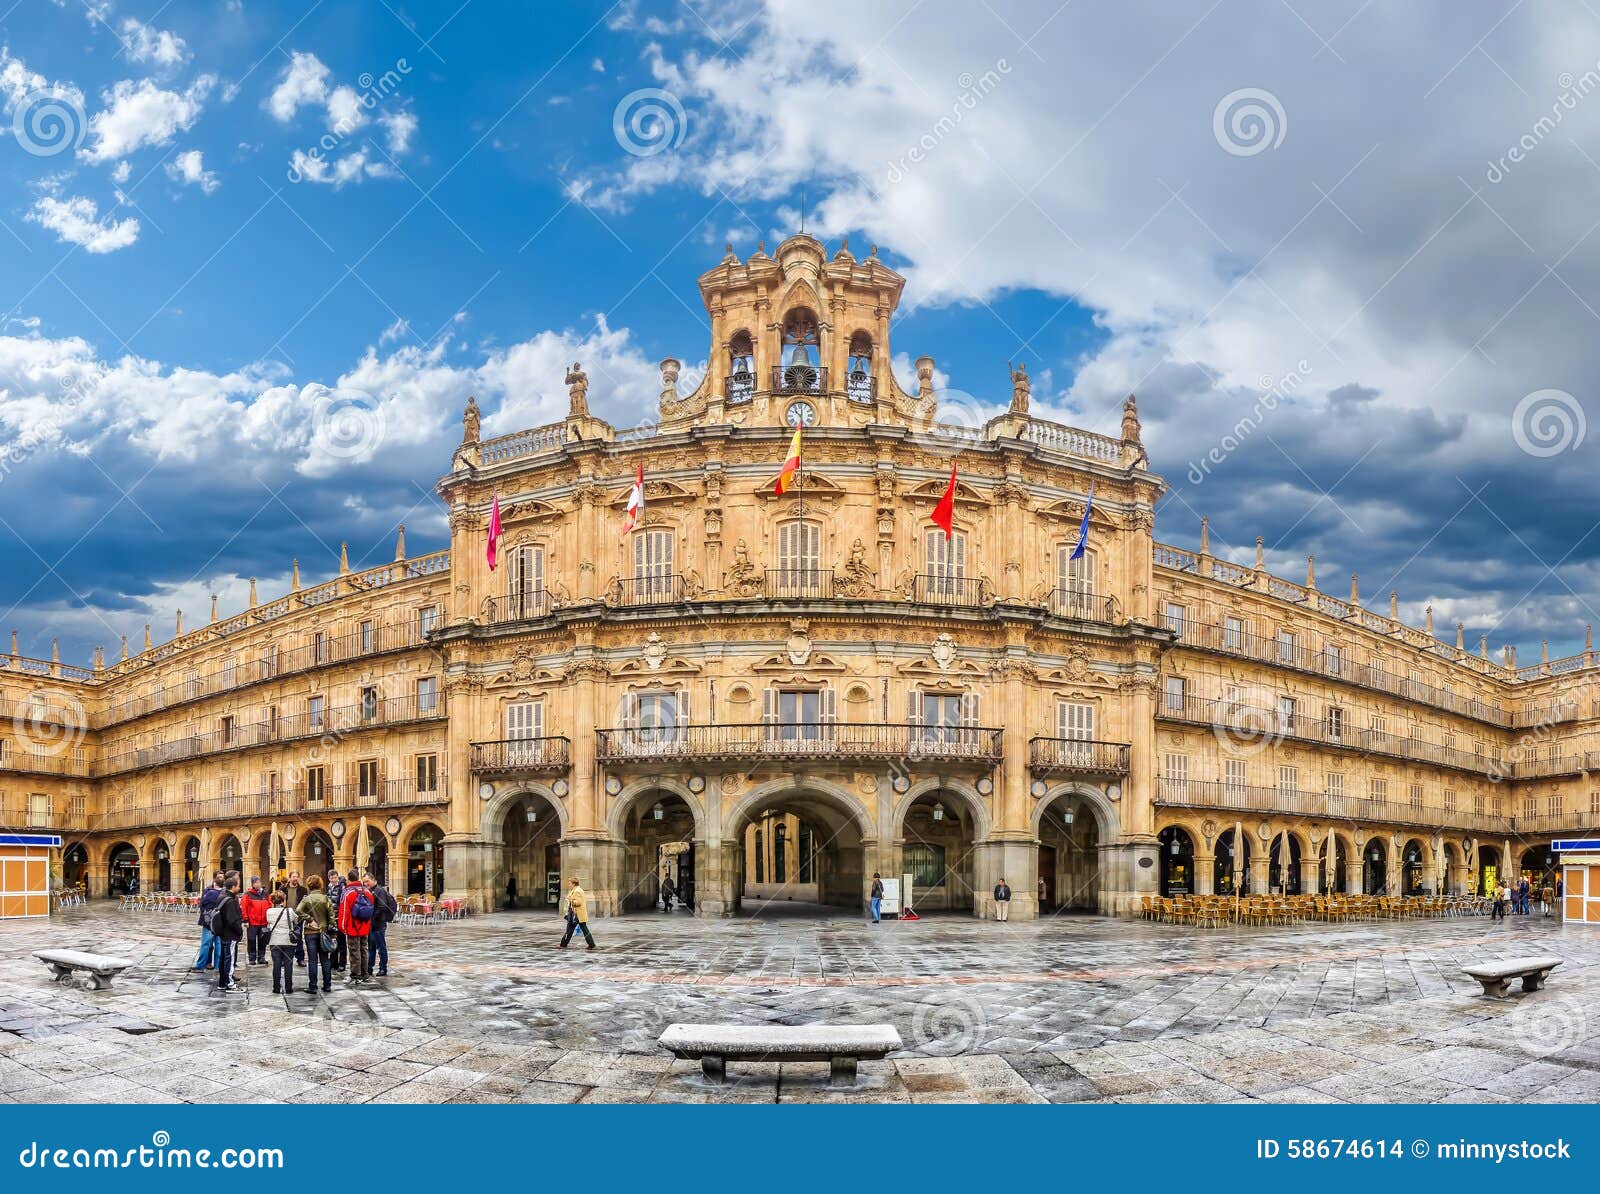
360 620 375 653
261 643 278 679
417 677 438 714
1524 795 1537 820
1224 758 1247 799
418 605 440 636
1592 791 1600 816
220 775 235 799
1474 792 1486 817
186 671 201 699
1163 675 1186 714
1326 772 1344 800
267 771 280 806
306 766 325 805
222 656 236 687
1409 783 1423 811
1444 789 1456 813
313 632 330 664
917 691 975 750
506 701 546 765
1323 642 1343 674
416 753 439 794
765 687 832 744
922 529 968 603
220 715 234 745
1327 706 1343 740
27 791 49 825
509 545 545 617
357 759 380 801
1056 701 1094 742
1277 766 1298 795
1276 696 1296 733
727 330 755 403
846 332 875 403
1276 629 1296 664
1370 777 1387 803
633 531 675 603
1546 793 1562 817
1163 602 1186 637
1054 545 1095 616
775 521 824 596
1163 753 1189 797
360 686 379 722
1224 615 1245 650
308 695 325 733
620 689 689 753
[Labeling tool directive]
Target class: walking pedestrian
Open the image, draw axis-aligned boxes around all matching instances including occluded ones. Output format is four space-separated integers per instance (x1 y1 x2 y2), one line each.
242 876 272 965
993 877 1012 922
1491 880 1507 920
191 875 223 971
295 875 337 994
326 870 348 970
660 874 675 912
366 874 397 977
870 873 884 923
337 868 374 984
506 873 518 910
212 878 245 992
266 892 299 995
559 877 596 949
1519 876 1531 915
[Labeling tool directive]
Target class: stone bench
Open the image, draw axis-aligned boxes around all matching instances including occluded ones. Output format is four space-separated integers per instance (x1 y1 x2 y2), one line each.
659 1023 903 1087
33 949 134 990
1461 955 1563 998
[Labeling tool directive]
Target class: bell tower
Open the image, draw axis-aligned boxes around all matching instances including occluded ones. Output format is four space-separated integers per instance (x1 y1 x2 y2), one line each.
687 234 921 430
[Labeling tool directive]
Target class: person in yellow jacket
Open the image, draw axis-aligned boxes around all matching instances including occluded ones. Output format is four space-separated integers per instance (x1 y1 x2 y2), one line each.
559 877 596 949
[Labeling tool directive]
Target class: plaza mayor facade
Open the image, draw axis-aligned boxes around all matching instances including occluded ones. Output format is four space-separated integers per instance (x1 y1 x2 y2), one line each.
1 234 1592 921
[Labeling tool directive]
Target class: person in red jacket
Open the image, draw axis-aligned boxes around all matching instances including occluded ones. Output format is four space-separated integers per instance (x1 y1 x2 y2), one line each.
336 868 374 984
241 876 273 966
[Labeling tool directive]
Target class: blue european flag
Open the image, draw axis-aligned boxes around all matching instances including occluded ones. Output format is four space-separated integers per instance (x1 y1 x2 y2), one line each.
1070 481 1094 560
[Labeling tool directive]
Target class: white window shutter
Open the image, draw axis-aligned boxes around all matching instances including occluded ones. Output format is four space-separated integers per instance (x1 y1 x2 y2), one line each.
621 691 639 731
961 692 979 728
820 686 837 725
761 687 776 728
675 688 691 739
907 688 921 726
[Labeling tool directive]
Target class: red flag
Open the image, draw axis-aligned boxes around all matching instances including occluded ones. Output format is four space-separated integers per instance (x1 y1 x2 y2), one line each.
930 460 957 539
486 494 503 571
621 463 645 538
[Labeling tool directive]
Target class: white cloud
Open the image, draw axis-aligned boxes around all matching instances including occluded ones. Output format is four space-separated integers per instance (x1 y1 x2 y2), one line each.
109 160 130 183
591 57 606 72
266 51 329 122
120 18 190 69
165 148 218 193
325 84 367 133
25 195 140 253
82 74 215 162
289 146 395 187
379 109 417 154
379 317 411 344
0 47 86 129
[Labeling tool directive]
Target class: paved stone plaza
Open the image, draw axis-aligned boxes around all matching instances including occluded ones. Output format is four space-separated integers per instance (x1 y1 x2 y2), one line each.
1 907 1596 1104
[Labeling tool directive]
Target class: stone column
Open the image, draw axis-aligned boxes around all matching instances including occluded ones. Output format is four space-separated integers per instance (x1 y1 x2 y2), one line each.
1298 858 1319 896
443 836 498 912
1248 852 1269 895
972 840 1038 920
1194 852 1215 895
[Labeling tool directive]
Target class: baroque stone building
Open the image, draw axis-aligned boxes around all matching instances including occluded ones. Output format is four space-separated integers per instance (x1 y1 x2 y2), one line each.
0 234 1589 920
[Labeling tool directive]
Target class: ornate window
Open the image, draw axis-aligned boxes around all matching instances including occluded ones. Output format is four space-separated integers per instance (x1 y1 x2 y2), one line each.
508 545 544 618
773 521 824 596
910 689 978 754
1054 544 1095 616
618 688 689 754
727 330 755 404
763 686 834 744
922 529 967 603
846 332 874 403
633 530 675 602
505 700 545 765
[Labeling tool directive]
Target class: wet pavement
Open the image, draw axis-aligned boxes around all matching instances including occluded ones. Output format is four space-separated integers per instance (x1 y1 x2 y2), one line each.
1 905 1596 1103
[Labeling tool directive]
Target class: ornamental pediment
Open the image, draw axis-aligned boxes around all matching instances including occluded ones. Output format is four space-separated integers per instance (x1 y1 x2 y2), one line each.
609 478 697 507
752 652 848 675
613 655 704 678
896 657 988 680
1036 497 1119 528
499 498 563 523
903 477 987 506
756 470 846 500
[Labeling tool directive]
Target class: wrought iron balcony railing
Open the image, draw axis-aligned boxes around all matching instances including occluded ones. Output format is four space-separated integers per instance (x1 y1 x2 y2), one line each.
1154 777 1509 834
772 364 828 395
1044 587 1118 622
469 737 573 775
765 568 834 600
597 722 1003 766
609 574 687 607
912 573 989 608
1028 737 1131 777
483 590 553 623
92 777 448 832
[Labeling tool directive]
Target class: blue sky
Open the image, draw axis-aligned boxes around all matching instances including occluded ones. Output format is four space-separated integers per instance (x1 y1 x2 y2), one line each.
2 0 1598 667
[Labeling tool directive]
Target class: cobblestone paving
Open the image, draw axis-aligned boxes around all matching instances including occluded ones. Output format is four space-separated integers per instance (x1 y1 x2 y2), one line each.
2 907 1597 1104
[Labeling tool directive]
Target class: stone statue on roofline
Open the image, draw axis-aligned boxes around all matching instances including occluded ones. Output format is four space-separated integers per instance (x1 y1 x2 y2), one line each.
565 362 590 417
461 395 481 444
1008 361 1030 416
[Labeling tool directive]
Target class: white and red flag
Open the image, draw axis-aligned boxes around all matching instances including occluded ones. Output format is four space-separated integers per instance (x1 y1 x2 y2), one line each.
622 464 645 538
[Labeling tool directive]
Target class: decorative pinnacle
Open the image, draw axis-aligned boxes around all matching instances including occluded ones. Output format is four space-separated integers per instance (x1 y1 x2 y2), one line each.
1254 537 1265 570
1199 516 1210 554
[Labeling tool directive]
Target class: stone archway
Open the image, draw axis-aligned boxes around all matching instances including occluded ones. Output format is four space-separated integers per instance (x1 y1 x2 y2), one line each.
1363 837 1389 895
1157 825 1196 896
497 791 565 912
615 788 700 913
895 789 980 914
724 780 875 916
1401 838 1428 896
1036 790 1104 912
405 822 447 897
106 841 139 897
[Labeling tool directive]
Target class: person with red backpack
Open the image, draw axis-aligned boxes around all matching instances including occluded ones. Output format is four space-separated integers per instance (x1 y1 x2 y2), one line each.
337 868 375 984
241 876 273 965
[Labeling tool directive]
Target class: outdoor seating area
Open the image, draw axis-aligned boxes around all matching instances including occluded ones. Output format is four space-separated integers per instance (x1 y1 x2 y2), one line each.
1140 893 1501 927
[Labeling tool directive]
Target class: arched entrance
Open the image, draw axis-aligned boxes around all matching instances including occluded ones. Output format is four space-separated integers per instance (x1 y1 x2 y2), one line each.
301 829 335 882
218 834 243 880
1215 829 1251 894
1157 827 1195 896
500 794 563 911
1520 845 1556 896
179 836 201 891
1363 838 1388 894
614 789 698 913
1268 832 1302 894
898 791 977 913
1037 791 1102 911
107 842 139 896
1401 839 1426 896
152 840 172 892
64 843 89 892
730 786 868 916
365 836 390 886
406 823 445 897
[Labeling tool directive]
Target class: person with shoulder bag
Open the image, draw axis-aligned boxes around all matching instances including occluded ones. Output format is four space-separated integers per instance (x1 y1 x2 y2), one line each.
558 877 596 949
365 875 398 978
192 877 224 971
295 875 337 994
212 879 246 992
337 869 374 984
266 891 300 994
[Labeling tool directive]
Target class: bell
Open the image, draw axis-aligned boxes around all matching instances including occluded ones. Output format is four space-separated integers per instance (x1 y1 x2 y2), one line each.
788 343 814 367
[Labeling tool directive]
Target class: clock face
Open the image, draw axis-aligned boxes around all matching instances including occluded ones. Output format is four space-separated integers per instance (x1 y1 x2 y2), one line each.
785 400 817 428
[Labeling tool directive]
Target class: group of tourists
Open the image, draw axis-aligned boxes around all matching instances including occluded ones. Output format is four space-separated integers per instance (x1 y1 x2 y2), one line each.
1490 875 1561 920
192 867 399 993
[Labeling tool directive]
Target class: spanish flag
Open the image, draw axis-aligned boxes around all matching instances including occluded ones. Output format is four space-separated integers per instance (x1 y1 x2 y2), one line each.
774 426 803 495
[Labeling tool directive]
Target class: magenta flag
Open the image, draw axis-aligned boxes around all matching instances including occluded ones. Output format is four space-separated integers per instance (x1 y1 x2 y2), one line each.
487 494 503 571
